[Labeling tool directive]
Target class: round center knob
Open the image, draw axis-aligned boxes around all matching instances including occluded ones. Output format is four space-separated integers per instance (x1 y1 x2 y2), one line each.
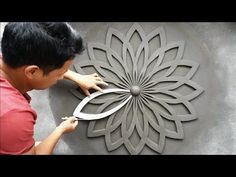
130 86 141 96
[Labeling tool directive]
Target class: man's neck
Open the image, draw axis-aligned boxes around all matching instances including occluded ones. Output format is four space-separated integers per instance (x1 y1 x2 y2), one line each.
0 60 31 94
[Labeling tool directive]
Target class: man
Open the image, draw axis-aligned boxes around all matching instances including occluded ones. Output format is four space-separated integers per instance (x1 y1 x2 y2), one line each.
0 22 108 155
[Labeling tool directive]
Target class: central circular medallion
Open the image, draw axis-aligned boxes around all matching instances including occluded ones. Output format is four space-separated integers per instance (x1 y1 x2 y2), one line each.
130 85 141 96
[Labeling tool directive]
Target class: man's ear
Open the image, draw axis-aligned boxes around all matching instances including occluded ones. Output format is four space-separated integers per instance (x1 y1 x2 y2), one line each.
24 65 42 79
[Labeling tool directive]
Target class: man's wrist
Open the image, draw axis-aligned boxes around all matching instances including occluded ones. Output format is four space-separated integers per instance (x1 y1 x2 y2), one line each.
64 70 81 83
55 126 65 135
63 70 73 80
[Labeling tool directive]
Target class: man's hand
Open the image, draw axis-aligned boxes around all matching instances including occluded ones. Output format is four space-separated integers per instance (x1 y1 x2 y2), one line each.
63 70 108 96
57 116 78 134
75 73 108 96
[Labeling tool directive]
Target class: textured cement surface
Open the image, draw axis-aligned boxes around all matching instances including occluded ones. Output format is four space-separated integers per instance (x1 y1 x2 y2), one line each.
2 22 236 154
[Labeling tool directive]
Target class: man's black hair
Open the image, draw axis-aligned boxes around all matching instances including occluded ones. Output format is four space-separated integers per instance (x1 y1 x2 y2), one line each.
1 22 85 74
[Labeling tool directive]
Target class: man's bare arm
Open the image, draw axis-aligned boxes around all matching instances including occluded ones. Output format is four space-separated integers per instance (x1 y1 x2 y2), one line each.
63 70 108 96
23 117 78 155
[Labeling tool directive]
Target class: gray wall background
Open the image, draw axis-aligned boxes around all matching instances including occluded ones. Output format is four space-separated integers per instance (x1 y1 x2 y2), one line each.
1 22 236 154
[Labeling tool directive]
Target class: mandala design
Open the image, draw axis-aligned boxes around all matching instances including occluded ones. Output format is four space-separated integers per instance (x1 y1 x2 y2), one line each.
71 23 204 154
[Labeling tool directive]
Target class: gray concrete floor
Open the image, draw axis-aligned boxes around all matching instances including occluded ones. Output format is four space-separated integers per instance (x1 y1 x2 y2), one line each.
33 22 236 154
2 22 236 154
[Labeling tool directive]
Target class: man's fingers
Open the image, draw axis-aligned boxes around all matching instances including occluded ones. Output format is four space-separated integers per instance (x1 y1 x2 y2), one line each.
93 73 99 77
95 77 103 81
93 85 103 93
64 116 77 122
82 89 90 96
94 76 105 82
73 120 79 128
96 80 109 86
92 73 108 86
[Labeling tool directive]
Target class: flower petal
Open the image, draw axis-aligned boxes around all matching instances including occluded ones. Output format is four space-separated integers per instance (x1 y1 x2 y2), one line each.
140 94 184 139
106 27 125 61
150 90 200 121
105 124 124 151
135 26 166 83
87 94 130 137
105 29 133 84
104 98 133 151
146 26 167 52
150 80 204 102
121 23 147 80
120 99 148 154
139 104 166 153
88 42 131 83
126 23 147 57
139 41 185 85
146 129 166 154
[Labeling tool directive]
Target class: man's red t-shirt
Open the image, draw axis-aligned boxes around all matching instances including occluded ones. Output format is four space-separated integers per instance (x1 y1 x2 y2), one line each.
0 76 37 154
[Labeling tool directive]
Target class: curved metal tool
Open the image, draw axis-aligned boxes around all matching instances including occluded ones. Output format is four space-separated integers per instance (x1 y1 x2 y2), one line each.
72 88 132 120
